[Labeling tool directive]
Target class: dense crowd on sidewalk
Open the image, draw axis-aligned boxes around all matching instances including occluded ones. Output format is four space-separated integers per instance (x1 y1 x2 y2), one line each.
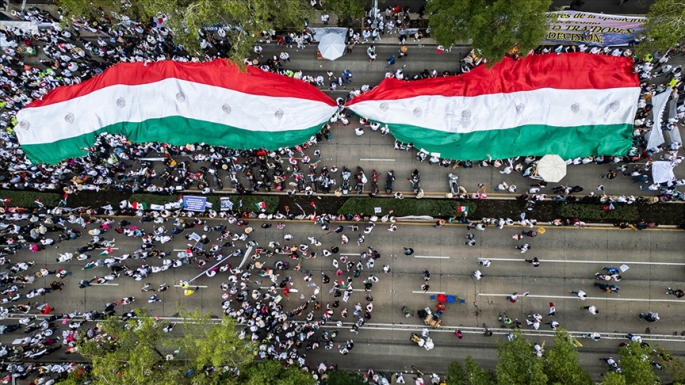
0 6 679 206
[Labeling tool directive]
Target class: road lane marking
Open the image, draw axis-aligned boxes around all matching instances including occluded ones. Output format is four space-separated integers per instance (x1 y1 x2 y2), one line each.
93 283 119 286
359 158 395 161
415 256 450 259
480 258 685 266
412 291 446 294
174 285 208 288
2 312 682 342
477 293 684 303
315 323 685 342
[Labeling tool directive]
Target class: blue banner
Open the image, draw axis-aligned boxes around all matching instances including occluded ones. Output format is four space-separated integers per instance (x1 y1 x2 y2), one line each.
182 196 207 212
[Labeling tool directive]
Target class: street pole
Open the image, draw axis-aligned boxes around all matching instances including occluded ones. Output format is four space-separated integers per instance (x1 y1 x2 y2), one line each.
21 0 26 12
371 0 378 29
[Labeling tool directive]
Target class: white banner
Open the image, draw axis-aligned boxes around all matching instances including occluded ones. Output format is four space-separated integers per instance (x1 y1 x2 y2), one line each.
651 161 675 184
646 88 671 150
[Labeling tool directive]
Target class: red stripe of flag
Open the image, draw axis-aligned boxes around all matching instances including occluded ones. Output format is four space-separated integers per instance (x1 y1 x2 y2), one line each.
25 59 337 109
346 53 638 105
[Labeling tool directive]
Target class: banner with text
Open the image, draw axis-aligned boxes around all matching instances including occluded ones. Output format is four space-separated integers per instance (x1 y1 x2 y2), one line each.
544 11 645 47
182 196 207 212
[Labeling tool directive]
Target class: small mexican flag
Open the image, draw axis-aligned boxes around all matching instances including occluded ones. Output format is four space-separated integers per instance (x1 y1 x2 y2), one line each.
131 202 148 210
255 201 267 211
177 196 184 208
99 248 114 256
457 206 469 213
34 199 44 207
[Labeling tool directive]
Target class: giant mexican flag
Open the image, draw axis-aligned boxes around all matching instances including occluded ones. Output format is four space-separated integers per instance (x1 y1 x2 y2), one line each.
15 59 338 164
346 53 640 160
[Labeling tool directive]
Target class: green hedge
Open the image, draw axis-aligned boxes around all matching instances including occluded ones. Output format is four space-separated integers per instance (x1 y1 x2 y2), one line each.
0 190 61 208
558 203 639 222
338 197 477 217
128 193 279 213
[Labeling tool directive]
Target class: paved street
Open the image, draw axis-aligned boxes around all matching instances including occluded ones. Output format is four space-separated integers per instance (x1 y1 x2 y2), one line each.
4 215 685 382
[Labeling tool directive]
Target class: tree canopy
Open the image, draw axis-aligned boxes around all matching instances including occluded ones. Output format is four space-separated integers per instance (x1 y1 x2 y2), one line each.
67 309 255 385
464 356 496 385
495 330 548 385
238 360 316 385
324 370 367 385
639 0 685 57
57 0 312 60
322 0 366 28
426 0 552 64
619 342 661 385
543 329 593 385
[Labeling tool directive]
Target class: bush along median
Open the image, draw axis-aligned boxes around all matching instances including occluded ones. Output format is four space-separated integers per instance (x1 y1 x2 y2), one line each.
557 203 639 222
0 189 679 225
338 197 477 218
0 190 62 208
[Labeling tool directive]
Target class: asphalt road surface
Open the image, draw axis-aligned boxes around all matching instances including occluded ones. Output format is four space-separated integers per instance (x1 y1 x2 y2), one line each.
3 215 685 382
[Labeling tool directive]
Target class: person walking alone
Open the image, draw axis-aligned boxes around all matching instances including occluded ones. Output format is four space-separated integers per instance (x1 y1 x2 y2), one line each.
582 305 599 315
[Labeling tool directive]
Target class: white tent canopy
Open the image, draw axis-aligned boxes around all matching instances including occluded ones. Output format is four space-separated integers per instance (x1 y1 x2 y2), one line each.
311 27 348 61
317 33 346 61
537 154 567 183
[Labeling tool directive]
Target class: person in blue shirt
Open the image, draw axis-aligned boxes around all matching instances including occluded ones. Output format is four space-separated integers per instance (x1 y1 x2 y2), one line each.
386 55 395 68
342 69 352 84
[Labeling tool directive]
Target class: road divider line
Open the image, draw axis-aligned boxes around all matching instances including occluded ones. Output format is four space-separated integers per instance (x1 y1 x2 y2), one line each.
480 258 685 266
412 291 446 294
415 256 450 259
174 285 208 288
359 158 395 162
319 322 685 341
93 283 119 286
477 293 684 303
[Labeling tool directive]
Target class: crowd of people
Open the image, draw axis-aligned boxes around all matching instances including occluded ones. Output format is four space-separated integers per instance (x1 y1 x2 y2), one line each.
0 4 680 207
0 1 678 383
0 193 450 384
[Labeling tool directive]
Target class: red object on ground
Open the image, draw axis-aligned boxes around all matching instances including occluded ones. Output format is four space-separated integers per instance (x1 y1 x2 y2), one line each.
437 294 447 303
41 304 52 314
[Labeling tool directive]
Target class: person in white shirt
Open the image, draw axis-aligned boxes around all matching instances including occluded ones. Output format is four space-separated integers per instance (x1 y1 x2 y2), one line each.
473 270 482 280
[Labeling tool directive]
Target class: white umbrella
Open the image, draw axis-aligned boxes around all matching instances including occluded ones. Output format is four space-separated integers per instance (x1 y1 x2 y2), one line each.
536 154 566 183
318 33 345 61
